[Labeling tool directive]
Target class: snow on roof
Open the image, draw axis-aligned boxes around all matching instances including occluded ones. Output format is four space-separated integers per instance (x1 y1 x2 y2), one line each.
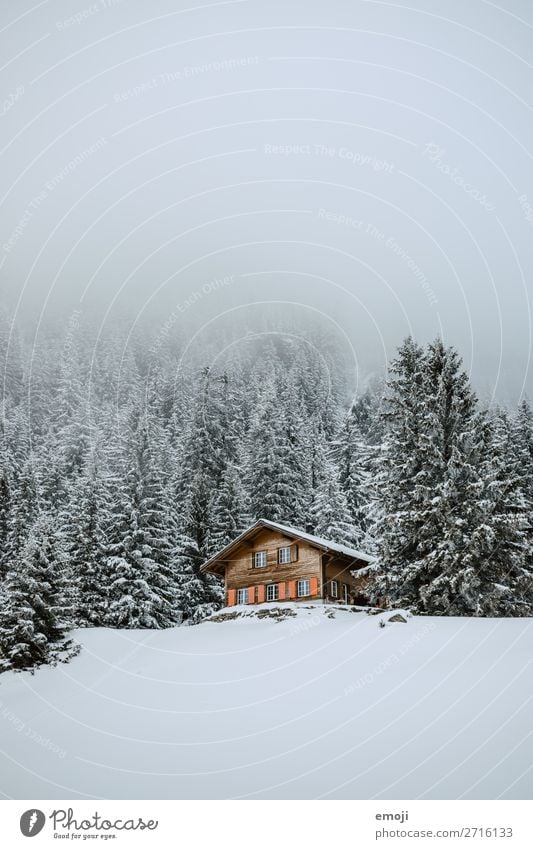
200 518 374 573
259 520 374 562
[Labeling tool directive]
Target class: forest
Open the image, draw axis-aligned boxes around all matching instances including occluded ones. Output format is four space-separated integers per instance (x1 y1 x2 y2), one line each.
0 306 532 672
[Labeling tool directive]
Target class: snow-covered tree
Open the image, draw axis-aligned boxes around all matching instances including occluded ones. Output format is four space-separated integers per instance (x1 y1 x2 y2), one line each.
334 406 374 546
246 377 309 524
172 469 224 621
310 451 359 547
370 338 532 616
510 399 533 570
6 459 40 570
102 414 179 628
0 446 12 579
62 451 113 626
369 336 428 605
0 516 77 671
210 461 251 551
1 302 532 660
418 409 530 616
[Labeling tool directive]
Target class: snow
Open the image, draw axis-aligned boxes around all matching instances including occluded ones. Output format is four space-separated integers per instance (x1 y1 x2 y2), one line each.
263 520 374 562
0 606 531 800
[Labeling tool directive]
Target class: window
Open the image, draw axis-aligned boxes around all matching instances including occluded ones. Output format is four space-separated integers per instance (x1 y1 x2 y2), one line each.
237 588 248 605
253 550 267 568
278 546 292 564
277 544 298 563
267 584 279 601
297 578 310 597
331 579 338 598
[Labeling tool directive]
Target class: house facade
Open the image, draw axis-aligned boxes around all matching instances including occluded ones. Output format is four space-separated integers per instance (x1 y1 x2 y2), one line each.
200 519 373 606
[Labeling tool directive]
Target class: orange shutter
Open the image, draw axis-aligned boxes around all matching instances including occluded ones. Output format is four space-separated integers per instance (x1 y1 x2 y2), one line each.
278 582 286 600
288 580 297 599
248 586 255 604
257 585 266 603
227 589 236 607
310 576 319 597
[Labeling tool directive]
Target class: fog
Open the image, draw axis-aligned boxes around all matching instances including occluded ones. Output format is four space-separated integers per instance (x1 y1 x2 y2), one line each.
1 0 532 403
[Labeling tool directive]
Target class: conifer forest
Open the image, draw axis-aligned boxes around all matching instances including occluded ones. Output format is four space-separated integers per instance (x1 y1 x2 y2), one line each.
1 307 532 673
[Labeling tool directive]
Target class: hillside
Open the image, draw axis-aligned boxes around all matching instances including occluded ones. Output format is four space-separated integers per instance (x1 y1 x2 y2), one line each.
0 605 531 799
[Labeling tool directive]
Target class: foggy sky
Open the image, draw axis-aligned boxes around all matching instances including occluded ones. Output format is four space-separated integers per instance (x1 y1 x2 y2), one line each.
1 0 532 403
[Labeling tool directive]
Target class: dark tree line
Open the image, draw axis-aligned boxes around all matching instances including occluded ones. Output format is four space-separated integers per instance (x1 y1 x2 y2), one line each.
0 308 532 672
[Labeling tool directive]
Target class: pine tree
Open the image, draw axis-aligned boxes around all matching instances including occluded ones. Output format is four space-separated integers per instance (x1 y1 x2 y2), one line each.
0 443 12 579
371 338 532 616
246 377 308 524
168 380 227 621
6 459 40 571
369 336 428 605
173 530 224 622
173 469 224 621
62 451 113 627
172 368 229 551
0 308 25 406
418 410 529 615
334 407 373 546
102 414 178 628
210 461 251 551
0 516 77 671
310 451 359 547
510 399 533 571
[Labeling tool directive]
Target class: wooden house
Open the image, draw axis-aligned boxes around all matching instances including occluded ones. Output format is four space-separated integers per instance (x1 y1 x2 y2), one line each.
200 519 374 606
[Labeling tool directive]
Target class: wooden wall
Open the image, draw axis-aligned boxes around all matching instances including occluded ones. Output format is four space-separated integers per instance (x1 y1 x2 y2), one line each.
224 528 321 594
323 557 370 604
221 528 371 605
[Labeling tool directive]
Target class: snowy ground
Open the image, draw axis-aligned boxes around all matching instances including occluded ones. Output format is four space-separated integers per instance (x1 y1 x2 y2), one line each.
0 605 531 799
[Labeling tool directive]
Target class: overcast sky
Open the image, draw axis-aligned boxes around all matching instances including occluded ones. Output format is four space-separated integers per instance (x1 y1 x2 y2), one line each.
1 0 532 402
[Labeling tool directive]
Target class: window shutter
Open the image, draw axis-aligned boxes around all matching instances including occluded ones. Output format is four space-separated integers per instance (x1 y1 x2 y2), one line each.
278 582 286 600
257 585 266 603
248 586 255 604
227 589 236 606
291 544 299 562
288 580 297 599
310 576 319 597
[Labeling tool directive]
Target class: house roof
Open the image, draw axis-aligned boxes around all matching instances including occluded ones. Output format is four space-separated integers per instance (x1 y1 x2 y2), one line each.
200 518 374 575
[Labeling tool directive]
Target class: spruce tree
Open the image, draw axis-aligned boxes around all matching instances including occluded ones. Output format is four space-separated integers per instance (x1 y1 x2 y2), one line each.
62 451 113 627
103 414 178 628
370 336 427 605
419 410 529 615
371 338 532 616
334 407 373 547
247 377 308 525
310 451 359 547
210 461 251 551
0 516 77 672
173 469 224 620
0 447 12 579
6 459 39 571
510 399 533 571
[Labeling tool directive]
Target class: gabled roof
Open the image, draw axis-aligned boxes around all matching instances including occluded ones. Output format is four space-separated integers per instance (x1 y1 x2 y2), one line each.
200 518 374 575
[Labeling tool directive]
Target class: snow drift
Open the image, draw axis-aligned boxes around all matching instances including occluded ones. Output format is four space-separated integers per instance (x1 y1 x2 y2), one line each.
0 605 531 799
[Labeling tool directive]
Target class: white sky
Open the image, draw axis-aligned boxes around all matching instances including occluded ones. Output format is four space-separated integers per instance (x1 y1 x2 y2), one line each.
1 0 532 402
